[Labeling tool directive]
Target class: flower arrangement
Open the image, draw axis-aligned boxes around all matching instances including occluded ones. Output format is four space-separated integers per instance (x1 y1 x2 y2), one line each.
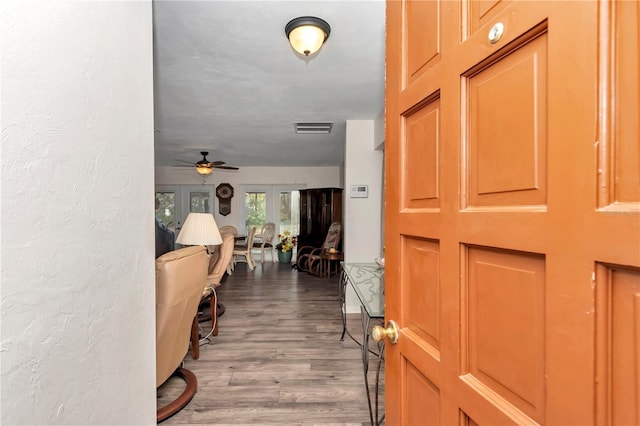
276 231 297 252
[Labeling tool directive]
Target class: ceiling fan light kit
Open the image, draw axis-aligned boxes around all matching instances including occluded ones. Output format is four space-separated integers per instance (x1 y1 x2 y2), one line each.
196 166 213 176
174 151 239 175
285 16 330 57
196 152 215 175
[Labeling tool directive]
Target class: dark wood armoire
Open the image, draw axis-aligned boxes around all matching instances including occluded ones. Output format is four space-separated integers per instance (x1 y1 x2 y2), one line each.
296 187 343 266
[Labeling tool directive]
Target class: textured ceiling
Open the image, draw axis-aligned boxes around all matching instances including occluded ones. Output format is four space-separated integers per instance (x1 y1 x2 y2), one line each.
152 0 386 168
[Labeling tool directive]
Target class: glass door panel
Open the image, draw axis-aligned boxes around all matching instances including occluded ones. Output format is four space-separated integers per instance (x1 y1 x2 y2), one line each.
277 189 300 259
279 190 300 236
156 185 213 247
179 186 213 248
155 185 184 246
155 191 177 232
244 191 267 235
189 191 211 213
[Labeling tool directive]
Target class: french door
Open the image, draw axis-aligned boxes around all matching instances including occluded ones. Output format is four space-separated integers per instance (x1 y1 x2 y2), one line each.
155 185 214 242
239 184 302 238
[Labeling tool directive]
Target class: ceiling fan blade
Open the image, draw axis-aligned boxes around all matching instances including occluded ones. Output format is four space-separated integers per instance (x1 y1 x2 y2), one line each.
213 165 239 170
173 165 197 168
174 158 196 165
172 155 232 169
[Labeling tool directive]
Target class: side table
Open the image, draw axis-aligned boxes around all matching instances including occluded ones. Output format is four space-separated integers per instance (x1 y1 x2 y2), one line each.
340 263 385 426
318 251 344 278
190 287 218 360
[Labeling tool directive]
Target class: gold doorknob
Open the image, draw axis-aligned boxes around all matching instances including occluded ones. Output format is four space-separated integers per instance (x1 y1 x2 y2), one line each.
372 320 399 344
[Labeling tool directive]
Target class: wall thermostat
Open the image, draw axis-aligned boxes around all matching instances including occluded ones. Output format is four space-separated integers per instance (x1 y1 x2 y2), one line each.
350 185 368 198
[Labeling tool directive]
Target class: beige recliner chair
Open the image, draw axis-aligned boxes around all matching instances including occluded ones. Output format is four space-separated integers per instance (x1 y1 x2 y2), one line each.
156 246 208 422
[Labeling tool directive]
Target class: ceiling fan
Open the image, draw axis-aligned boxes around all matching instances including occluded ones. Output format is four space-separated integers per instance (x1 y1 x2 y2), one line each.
174 151 239 175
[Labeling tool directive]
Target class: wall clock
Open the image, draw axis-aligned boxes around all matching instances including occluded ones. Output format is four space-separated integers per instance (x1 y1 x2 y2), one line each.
216 183 234 216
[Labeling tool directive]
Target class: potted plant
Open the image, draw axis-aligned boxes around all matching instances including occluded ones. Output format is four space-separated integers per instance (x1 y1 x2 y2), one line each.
275 231 297 263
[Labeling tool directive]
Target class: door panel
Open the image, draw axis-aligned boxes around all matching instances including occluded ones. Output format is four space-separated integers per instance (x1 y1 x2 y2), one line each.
466 32 547 208
155 190 178 233
155 186 183 243
460 410 480 426
404 360 440 425
598 0 640 207
188 189 212 213
405 97 441 209
467 0 510 37
277 188 300 236
406 0 440 83
155 185 213 240
465 246 545 422
243 190 267 233
596 264 640 425
385 0 639 425
403 238 441 353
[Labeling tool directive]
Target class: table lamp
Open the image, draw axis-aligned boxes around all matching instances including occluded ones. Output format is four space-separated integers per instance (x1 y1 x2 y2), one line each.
176 212 222 250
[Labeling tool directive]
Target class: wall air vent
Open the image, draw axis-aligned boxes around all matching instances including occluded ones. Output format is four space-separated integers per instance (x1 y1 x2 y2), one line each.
294 122 333 134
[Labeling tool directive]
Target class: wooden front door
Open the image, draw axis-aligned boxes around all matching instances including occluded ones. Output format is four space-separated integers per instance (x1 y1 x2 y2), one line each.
384 1 640 424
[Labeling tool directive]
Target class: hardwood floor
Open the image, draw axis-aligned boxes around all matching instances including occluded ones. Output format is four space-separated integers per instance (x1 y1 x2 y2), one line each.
158 261 385 425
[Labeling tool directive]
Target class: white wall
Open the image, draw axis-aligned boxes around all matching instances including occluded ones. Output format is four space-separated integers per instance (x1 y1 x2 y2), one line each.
1 2 156 424
155 165 340 228
374 108 386 253
343 120 384 312
374 108 385 149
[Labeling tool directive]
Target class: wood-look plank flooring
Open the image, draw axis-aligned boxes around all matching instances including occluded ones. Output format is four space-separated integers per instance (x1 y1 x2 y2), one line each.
158 261 385 425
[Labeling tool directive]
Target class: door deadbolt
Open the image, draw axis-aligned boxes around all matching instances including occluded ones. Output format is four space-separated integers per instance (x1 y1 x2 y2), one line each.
488 22 504 44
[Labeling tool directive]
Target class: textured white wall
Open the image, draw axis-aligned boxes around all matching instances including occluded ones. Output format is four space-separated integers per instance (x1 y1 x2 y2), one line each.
1 1 156 424
155 165 340 227
343 120 384 312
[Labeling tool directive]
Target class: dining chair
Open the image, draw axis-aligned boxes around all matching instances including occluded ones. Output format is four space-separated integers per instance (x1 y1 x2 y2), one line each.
232 226 257 270
219 225 239 274
253 222 276 264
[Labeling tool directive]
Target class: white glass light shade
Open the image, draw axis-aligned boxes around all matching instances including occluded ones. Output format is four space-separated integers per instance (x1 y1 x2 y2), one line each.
288 25 326 56
285 16 330 57
196 166 213 175
176 213 222 246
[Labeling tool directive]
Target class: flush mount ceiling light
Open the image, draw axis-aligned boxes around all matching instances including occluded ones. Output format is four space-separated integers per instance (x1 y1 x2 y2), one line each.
285 16 331 57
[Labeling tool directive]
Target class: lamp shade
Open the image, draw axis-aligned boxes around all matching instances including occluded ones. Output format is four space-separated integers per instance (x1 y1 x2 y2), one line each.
285 16 331 57
196 166 213 175
176 213 223 246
